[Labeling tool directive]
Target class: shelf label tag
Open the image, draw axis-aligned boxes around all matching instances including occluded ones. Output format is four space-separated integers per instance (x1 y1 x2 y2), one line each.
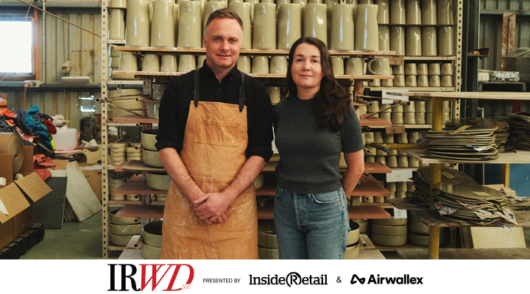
441 171 455 179
386 170 413 182
382 90 409 104
393 208 407 219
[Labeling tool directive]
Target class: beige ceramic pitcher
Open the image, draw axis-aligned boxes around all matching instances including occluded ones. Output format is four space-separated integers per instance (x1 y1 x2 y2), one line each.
330 3 354 51
422 26 437 56
151 0 175 47
355 4 379 51
303 3 327 45
230 2 252 49
126 0 150 46
253 3 277 49
390 0 405 25
178 1 202 48
237 56 252 73
278 3 302 50
405 26 422 56
406 0 421 25
375 0 389 24
438 26 454 56
390 26 405 55
422 0 437 25
379 26 390 51
109 9 126 40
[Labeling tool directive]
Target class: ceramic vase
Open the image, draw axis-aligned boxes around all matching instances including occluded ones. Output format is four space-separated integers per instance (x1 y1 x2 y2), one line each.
406 0 421 25
422 0 437 25
405 26 422 56
379 26 390 51
253 3 277 49
303 3 327 45
177 1 202 48
278 3 302 50
438 26 454 56
390 0 405 25
151 0 175 47
126 0 150 46
390 26 405 56
109 9 126 40
355 4 379 51
422 26 437 56
375 0 389 24
330 4 354 51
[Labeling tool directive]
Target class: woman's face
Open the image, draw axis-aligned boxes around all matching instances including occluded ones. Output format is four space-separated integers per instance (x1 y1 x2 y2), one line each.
291 43 324 93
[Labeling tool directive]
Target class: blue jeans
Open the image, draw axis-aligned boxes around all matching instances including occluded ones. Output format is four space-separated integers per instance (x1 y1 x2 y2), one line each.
273 186 350 259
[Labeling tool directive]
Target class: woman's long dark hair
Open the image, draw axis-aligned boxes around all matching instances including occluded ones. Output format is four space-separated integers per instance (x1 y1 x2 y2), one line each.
284 37 352 132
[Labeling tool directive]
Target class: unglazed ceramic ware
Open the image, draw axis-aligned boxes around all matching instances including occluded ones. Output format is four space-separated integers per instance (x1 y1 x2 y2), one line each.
142 54 160 72
375 0 389 24
110 223 142 235
393 74 405 87
417 63 428 75
330 3 354 50
143 221 163 247
422 26 437 56
119 52 139 71
237 56 251 73
415 112 426 124
267 86 281 104
417 75 428 87
178 1 202 48
109 9 126 40
406 26 422 56
252 56 269 73
390 0 405 25
393 64 404 75
110 233 133 246
142 148 163 167
371 223 407 235
146 101 160 119
141 129 158 151
303 3 327 45
146 173 170 191
392 112 404 124
378 26 390 51
405 63 417 75
142 241 161 259
389 26 405 56
438 0 454 25
151 0 175 47
404 112 415 123
152 83 167 100
355 4 379 51
345 58 364 75
429 63 441 75
367 58 390 75
160 54 178 72
270 56 288 74
331 57 344 75
126 0 150 46
422 0 437 25
278 3 302 50
406 0 421 25
438 26 455 56
403 102 415 112
441 75 453 87
429 75 441 87
368 100 380 113
178 54 196 72
405 75 417 87
110 210 140 225
369 79 381 87
230 2 252 49
253 3 277 49
441 63 453 75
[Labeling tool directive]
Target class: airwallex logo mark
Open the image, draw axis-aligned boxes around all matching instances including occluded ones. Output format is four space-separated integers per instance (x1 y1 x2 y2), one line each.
249 272 328 287
350 274 423 285
108 264 194 291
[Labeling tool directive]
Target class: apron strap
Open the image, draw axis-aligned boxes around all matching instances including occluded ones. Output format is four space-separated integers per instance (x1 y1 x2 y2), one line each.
193 68 246 112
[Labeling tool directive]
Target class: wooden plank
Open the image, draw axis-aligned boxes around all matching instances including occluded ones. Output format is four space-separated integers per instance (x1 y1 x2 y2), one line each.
116 160 166 172
374 242 449 252
111 115 159 124
117 205 164 218
368 87 455 92
262 160 390 174
360 117 392 127
65 161 102 222
112 71 394 80
397 248 530 259
386 91 530 100
389 198 427 210
411 210 530 228
406 149 530 164
358 249 386 259
257 205 391 220
470 227 526 248
114 181 168 195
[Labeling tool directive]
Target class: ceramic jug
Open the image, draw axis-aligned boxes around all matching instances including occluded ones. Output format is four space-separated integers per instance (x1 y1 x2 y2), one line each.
109 9 126 40
422 26 437 56
405 26 422 56
438 0 454 25
237 56 252 73
203 1 227 46
253 3 277 49
151 0 175 47
331 57 344 75
367 58 390 75
177 1 202 48
428 63 441 75
405 75 417 87
406 0 421 25
389 26 405 56
119 52 139 71
252 56 269 73
390 0 405 25
438 26 454 56
378 26 390 51
355 4 379 51
303 3 327 45
143 54 160 72
375 0 389 24
270 56 288 74
196 55 206 68
267 86 282 104
394 74 405 87
179 55 196 72
417 63 428 75
330 4 354 51
160 54 178 72
441 75 453 87
111 0 127 8
126 0 150 46
278 3 302 50
429 75 440 87
422 0 437 25
441 63 453 75
229 2 252 49
417 75 428 87
345 58 364 75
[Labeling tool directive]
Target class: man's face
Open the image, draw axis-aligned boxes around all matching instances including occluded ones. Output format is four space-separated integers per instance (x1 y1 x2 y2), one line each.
203 18 243 71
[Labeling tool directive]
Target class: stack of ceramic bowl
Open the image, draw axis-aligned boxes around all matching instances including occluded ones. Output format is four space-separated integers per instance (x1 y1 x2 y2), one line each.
344 221 361 259
258 220 279 259
416 63 429 87
141 130 162 167
108 45 121 79
403 100 415 124
110 142 128 166
404 63 417 87
415 100 426 125
428 63 441 87
441 63 453 87
108 0 126 40
126 194 140 201
396 181 407 198
110 177 125 200
142 221 163 259
109 209 141 246
408 213 448 246
391 104 403 124
146 172 170 192
370 215 407 247
108 89 145 119
126 146 141 162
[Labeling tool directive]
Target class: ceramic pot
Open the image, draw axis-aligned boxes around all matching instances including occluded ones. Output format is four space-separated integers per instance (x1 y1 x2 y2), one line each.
422 26 437 56
422 0 437 25
438 26 455 56
393 74 405 87
178 54 196 72
405 75 417 87
345 58 364 75
355 4 379 51
409 156 419 167
392 112 403 124
152 83 167 100
110 210 140 225
367 58 390 75
441 63 453 75
267 86 281 104
146 173 170 191
142 149 163 167
278 3 302 50
365 156 375 163
364 132 374 144
141 129 158 151
146 101 160 119
230 2 252 49
375 0 389 24
429 75 441 87
252 56 269 73
303 3 327 45
331 57 344 75
142 241 161 259
330 4 354 50
389 26 405 56
406 0 421 25
415 101 426 112
375 156 386 166
393 65 404 75
125 0 150 46
438 0 454 25
373 131 383 143
237 56 252 73
110 223 142 235
403 102 415 113
196 55 206 68
371 223 407 235
396 133 408 144
428 63 441 75
110 98 145 110
406 26 422 56
368 101 380 113
384 133 394 143
109 9 126 40
404 112 415 124
160 54 178 72
253 3 277 49
270 56 288 74
119 52 139 71
373 216 407 226
178 1 202 48
151 0 175 47
441 75 453 87
109 233 133 246
405 63 417 75
142 54 159 72
417 63 428 75
143 221 163 247
378 26 390 51
415 112 426 124
369 79 381 87
390 0 405 25
380 112 391 122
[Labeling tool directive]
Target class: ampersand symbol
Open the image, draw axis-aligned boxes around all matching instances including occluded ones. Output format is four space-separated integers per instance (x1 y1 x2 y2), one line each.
337 276 342 283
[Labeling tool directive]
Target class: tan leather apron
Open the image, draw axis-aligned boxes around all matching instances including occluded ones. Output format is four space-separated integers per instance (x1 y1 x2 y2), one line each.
160 69 258 259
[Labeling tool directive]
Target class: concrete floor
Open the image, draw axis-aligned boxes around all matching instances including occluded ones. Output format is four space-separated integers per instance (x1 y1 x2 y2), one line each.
18 212 530 259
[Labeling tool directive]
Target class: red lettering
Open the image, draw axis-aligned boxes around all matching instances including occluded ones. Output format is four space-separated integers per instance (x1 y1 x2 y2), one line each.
164 264 195 291
140 264 176 291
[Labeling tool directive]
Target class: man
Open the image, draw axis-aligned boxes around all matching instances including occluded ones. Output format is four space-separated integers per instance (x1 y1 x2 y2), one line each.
155 9 273 259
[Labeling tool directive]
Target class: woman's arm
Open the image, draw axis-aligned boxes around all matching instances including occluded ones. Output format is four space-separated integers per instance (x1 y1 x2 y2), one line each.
341 149 364 196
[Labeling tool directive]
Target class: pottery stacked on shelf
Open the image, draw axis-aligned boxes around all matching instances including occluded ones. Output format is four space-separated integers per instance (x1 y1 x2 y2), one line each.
258 220 279 259
108 0 127 40
370 214 407 247
109 142 128 166
441 62 454 87
414 100 426 124
404 62 417 87
142 221 164 259
126 146 142 162
108 89 145 119
109 177 125 200
391 103 404 124
344 221 361 259
351 219 369 234
141 129 163 167
408 212 448 246
429 62 441 87
109 209 141 246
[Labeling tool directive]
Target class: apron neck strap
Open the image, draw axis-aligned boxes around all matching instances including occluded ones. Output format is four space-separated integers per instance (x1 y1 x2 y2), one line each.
193 68 246 112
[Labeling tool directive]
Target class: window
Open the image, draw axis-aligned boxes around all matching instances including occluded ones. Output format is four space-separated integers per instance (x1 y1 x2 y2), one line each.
0 17 36 81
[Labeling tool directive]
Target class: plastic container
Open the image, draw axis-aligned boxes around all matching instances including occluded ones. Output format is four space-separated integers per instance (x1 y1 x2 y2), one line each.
52 127 78 151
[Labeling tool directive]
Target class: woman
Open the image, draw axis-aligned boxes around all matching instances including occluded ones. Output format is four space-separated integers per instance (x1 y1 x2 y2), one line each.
273 37 365 259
